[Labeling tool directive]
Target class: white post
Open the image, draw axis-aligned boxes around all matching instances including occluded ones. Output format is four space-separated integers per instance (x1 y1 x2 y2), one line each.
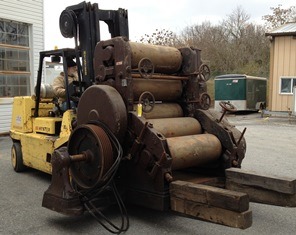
292 86 296 116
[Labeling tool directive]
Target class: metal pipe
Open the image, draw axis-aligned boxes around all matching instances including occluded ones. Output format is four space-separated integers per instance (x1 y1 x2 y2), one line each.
237 127 247 146
132 73 189 81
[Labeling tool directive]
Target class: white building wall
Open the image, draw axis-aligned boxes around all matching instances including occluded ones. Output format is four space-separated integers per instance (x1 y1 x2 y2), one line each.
0 0 44 134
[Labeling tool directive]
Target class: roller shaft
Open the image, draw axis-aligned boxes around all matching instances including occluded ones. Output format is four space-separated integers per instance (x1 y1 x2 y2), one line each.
129 42 182 74
167 134 222 170
147 117 202 138
133 78 182 101
139 103 183 119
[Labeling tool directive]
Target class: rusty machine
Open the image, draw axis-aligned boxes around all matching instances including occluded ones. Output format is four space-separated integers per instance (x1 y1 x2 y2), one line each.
39 2 251 233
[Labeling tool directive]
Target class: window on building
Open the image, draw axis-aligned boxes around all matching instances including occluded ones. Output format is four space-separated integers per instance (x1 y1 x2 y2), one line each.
0 19 30 97
280 77 296 94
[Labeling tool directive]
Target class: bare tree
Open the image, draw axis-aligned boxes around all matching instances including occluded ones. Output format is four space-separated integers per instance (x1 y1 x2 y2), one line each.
262 4 296 30
180 21 230 74
138 6 270 78
222 6 250 41
219 6 269 76
138 28 181 47
179 6 269 77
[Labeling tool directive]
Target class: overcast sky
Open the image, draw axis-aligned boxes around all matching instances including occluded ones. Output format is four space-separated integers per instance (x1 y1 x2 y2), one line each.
44 0 295 50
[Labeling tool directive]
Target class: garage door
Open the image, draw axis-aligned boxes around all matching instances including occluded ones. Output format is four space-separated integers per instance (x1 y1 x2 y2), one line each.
0 98 13 134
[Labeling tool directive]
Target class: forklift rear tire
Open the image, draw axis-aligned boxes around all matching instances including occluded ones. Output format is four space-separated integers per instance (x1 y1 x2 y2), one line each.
11 142 26 172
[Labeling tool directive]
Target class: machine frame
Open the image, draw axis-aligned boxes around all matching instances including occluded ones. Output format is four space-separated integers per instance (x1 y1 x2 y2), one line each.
10 2 296 234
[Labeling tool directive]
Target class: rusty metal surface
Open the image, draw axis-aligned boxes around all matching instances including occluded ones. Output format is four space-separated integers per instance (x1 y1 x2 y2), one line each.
199 92 211 110
42 147 84 216
140 103 184 119
93 37 130 82
195 109 246 168
138 91 155 113
133 78 182 101
43 124 114 215
137 58 154 79
43 34 248 218
131 73 189 80
129 41 182 74
178 47 200 75
127 113 172 192
93 37 134 111
77 85 127 142
92 37 211 112
167 134 222 170
146 117 202 138
68 124 114 189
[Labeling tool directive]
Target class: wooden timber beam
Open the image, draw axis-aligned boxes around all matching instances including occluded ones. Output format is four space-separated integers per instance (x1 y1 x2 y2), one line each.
225 168 296 207
170 180 252 229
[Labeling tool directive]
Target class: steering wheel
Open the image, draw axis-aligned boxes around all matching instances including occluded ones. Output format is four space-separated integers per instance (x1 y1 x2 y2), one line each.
138 91 155 113
198 64 210 82
199 93 211 110
138 58 154 79
219 101 237 112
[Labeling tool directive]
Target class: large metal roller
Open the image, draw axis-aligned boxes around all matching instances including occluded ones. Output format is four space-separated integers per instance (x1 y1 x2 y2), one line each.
147 117 202 138
167 134 222 170
140 103 183 119
133 78 182 101
129 41 182 74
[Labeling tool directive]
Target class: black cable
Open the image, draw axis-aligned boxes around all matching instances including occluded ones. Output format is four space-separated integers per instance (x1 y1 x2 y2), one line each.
61 8 128 233
74 120 129 234
83 181 129 234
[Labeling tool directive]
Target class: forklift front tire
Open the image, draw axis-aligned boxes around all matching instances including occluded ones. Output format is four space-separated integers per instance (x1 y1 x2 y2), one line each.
11 142 26 172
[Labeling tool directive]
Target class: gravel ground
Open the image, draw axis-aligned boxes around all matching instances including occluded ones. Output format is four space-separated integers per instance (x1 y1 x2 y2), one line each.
227 112 296 178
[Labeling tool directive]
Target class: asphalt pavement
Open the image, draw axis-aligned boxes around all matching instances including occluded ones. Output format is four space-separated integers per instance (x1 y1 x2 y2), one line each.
0 112 296 235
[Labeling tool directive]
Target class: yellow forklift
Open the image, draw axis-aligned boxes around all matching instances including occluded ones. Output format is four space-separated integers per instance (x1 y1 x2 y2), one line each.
10 49 82 173
9 1 129 174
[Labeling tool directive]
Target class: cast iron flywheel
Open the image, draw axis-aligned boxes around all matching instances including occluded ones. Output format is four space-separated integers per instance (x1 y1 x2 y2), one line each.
68 124 114 189
77 85 127 142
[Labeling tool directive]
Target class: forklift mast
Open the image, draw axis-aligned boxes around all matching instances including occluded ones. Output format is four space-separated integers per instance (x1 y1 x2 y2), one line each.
59 1 129 87
34 1 129 117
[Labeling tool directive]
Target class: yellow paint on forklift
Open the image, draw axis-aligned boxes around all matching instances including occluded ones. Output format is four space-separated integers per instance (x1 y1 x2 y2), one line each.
10 96 35 133
53 110 76 148
21 132 56 174
34 117 62 135
10 97 76 174
12 129 72 174
10 96 55 133
59 110 76 137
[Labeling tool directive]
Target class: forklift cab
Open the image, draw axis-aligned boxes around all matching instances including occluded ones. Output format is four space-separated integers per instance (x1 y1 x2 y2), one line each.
34 48 85 117
10 48 85 174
